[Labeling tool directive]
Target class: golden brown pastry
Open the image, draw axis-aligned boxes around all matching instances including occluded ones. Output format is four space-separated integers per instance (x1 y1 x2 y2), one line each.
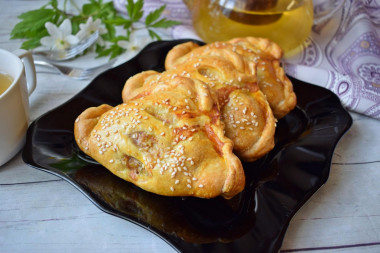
75 76 245 199
123 56 276 162
165 37 297 119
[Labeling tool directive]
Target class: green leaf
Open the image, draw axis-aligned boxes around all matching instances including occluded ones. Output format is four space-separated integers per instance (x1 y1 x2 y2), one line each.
103 23 116 40
49 0 58 9
82 3 98 16
145 5 165 25
148 29 161 40
126 0 144 22
18 9 47 20
149 18 181 28
21 37 43 49
11 9 57 40
96 43 124 59
106 17 131 26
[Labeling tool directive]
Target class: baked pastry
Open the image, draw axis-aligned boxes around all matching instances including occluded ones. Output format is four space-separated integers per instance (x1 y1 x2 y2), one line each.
123 56 276 162
75 76 245 199
165 37 296 119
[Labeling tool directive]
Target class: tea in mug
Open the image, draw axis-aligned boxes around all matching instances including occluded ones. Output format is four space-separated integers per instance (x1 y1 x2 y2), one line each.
0 71 13 95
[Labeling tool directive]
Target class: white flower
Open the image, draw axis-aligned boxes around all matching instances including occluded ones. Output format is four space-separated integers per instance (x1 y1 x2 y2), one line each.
76 17 107 45
117 32 152 60
40 19 79 50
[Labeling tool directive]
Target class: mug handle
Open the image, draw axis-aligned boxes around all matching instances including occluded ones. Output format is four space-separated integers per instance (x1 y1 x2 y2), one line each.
12 49 37 96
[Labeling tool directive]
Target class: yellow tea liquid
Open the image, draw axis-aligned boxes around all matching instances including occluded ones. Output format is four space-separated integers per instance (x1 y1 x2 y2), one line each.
0 71 13 95
191 0 314 56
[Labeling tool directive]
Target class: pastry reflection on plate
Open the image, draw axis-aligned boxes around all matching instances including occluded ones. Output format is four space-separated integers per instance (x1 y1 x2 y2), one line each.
74 165 256 243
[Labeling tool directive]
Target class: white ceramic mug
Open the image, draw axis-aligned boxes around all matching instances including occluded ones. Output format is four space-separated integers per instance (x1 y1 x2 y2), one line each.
0 48 36 166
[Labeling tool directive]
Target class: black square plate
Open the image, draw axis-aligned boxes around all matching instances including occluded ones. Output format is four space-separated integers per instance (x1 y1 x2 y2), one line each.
23 39 352 253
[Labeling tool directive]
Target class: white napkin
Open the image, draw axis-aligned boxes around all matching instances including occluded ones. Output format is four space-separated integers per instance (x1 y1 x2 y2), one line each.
113 0 380 120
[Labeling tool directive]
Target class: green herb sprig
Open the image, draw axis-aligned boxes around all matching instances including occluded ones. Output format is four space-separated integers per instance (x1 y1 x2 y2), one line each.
10 0 180 59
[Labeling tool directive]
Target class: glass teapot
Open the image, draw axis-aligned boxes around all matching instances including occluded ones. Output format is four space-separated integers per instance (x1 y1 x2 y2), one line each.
183 0 314 56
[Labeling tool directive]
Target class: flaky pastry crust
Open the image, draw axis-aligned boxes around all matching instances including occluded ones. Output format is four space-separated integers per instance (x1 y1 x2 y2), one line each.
165 37 296 119
123 55 276 161
75 76 245 199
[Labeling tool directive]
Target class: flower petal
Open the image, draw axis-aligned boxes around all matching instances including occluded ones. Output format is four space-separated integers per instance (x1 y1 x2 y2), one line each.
76 30 86 41
45 22 61 38
40 36 55 47
117 40 129 49
59 19 72 35
65 35 80 45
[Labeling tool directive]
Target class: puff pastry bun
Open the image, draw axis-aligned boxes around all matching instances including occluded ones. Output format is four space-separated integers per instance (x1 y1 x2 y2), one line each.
165 37 296 119
123 56 276 161
75 76 245 199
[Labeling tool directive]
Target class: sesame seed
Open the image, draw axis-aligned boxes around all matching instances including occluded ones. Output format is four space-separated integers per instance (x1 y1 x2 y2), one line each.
175 180 180 184
109 159 114 163
187 184 192 188
160 132 165 136
199 184 204 188
170 186 174 192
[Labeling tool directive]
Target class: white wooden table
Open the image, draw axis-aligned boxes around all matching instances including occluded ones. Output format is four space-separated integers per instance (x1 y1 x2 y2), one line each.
1 1 379 252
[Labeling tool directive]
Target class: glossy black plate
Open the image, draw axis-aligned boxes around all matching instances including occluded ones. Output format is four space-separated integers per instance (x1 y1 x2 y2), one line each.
23 39 352 253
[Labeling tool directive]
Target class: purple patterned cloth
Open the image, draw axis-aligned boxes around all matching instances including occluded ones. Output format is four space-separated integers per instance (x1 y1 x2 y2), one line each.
113 0 380 119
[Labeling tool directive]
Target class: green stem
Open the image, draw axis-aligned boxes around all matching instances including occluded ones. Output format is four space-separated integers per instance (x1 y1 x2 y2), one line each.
63 0 68 11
